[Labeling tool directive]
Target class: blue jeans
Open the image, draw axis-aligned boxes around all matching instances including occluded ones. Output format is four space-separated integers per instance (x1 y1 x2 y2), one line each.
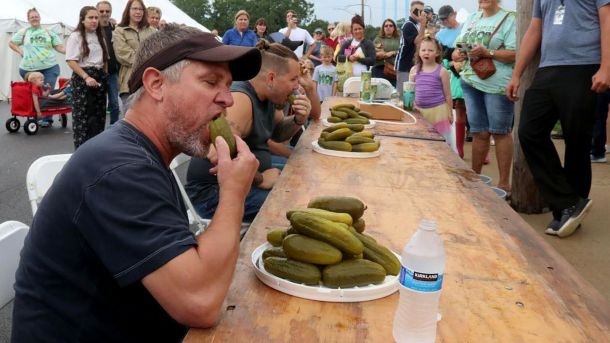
19 64 60 89
106 72 120 124
461 80 514 134
194 185 269 223
20 64 60 123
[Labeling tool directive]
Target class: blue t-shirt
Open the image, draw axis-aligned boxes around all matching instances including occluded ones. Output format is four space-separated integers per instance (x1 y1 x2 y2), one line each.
222 28 258 47
12 121 196 342
534 0 610 68
313 64 337 101
436 24 463 48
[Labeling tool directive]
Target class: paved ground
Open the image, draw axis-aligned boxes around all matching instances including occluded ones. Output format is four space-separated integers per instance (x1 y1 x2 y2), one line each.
464 137 610 303
1 100 608 341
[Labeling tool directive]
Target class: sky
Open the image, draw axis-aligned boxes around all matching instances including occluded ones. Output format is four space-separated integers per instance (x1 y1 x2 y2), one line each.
311 0 517 26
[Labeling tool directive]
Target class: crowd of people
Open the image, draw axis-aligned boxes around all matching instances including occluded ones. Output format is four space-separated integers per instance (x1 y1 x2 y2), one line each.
6 0 609 340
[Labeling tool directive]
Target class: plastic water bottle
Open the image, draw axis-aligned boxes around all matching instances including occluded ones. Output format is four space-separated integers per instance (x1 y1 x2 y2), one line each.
393 220 446 343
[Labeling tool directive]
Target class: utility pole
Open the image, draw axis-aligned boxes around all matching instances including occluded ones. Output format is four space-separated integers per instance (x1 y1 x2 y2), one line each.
361 0 365 22
511 0 546 213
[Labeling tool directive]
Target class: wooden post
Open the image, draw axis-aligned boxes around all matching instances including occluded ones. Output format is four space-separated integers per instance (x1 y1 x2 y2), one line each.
510 0 547 214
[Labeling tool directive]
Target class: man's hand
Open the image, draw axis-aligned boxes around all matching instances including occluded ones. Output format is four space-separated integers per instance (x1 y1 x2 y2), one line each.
506 76 521 102
213 135 258 199
298 69 315 94
418 11 428 26
591 66 610 93
291 94 311 121
258 168 281 190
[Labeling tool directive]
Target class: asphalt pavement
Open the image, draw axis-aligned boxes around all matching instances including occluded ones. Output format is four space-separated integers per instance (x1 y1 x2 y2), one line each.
0 101 75 225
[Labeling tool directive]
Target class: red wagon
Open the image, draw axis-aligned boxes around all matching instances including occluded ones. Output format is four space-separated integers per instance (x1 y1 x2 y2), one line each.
5 79 72 135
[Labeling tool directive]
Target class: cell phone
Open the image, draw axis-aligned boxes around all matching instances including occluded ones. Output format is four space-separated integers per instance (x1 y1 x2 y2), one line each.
413 8 421 16
292 17 298 23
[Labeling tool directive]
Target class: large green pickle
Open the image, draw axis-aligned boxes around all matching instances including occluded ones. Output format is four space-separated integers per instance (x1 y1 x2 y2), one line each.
209 114 237 158
318 139 352 152
282 234 342 265
289 212 364 255
263 257 321 285
322 259 386 288
286 208 353 226
307 196 367 220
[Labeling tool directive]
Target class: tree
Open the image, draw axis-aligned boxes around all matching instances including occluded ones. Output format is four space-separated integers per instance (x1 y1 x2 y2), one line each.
171 0 212 25
203 0 314 36
302 19 330 36
510 0 546 213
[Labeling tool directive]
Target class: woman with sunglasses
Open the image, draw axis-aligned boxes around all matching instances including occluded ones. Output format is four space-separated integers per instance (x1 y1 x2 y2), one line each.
304 28 325 66
373 18 400 85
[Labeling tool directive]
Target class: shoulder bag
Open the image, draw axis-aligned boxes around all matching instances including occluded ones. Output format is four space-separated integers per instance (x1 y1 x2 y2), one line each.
470 12 510 80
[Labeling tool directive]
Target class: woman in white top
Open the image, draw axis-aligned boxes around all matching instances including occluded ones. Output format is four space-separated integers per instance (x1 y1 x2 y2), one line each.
66 6 108 149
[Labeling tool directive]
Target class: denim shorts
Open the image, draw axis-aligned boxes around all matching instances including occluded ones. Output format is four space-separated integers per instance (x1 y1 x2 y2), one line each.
461 80 514 134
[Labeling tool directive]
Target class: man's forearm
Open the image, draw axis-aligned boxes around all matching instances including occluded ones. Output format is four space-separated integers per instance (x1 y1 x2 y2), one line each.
272 116 303 142
512 20 542 78
600 5 610 69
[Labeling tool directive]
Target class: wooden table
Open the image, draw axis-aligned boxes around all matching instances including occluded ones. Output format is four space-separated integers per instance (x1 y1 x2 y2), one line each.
184 99 610 342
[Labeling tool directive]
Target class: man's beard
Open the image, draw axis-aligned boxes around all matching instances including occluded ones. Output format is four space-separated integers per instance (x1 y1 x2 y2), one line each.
166 108 209 158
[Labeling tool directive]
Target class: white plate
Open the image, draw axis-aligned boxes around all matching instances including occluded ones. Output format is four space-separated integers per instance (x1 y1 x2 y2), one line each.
252 242 400 302
311 141 382 159
322 118 376 129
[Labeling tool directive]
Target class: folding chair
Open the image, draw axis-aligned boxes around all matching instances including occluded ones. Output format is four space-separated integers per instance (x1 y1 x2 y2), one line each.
26 154 72 216
169 154 251 238
169 154 210 234
0 221 29 308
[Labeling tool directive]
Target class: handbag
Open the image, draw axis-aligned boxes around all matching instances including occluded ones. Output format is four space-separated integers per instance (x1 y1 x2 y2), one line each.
383 60 396 78
470 12 510 80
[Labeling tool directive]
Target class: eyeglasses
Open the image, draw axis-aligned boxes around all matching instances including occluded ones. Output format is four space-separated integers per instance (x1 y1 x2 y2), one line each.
383 24 394 27
328 27 334 31
130 7 144 12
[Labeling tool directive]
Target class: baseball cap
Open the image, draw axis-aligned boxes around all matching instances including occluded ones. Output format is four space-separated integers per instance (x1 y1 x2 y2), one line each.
269 32 303 51
128 32 262 93
438 5 454 20
423 5 434 14
314 28 323 33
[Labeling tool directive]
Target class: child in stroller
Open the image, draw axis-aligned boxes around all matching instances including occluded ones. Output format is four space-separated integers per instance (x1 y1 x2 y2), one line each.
26 72 71 127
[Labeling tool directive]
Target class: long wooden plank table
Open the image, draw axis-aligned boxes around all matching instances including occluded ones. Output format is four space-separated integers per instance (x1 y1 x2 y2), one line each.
184 99 610 342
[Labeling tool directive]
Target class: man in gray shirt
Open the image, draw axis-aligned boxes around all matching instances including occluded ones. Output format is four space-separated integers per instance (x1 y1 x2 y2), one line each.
507 0 610 237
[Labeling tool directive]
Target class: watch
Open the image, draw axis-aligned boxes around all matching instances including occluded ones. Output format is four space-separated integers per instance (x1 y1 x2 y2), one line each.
488 49 495 57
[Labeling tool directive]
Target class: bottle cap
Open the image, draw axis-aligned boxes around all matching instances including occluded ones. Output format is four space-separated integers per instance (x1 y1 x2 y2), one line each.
418 219 436 231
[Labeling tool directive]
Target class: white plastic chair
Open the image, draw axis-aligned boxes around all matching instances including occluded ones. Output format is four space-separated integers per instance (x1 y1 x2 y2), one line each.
170 153 210 234
26 154 72 216
169 154 251 238
0 221 29 308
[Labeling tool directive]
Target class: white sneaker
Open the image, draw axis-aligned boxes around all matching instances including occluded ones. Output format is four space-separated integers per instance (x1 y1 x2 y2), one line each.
591 154 607 163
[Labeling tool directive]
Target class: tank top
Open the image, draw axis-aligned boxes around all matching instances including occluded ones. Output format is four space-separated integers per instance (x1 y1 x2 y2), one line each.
414 65 446 109
185 81 276 202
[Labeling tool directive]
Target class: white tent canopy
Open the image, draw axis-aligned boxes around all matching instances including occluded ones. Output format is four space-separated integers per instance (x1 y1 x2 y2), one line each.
1 0 208 101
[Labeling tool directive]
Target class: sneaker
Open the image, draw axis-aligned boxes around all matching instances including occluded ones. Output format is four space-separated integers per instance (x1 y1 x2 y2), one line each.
553 198 592 238
38 120 51 128
544 218 561 235
590 154 607 163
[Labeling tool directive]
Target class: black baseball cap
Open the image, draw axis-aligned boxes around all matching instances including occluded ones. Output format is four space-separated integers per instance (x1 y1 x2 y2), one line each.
438 5 455 20
128 32 262 93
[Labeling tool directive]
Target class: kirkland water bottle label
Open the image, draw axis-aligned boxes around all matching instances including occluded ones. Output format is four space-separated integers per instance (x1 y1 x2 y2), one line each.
399 266 443 292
